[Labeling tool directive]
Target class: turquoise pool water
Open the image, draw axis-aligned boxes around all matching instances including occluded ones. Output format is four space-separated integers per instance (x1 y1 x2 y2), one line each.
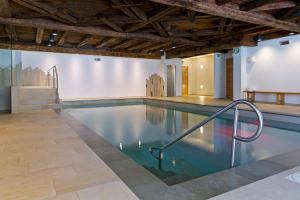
67 105 300 185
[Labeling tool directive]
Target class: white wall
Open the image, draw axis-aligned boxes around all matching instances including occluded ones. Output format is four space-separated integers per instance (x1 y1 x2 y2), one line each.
19 50 182 99
233 34 300 104
182 54 215 96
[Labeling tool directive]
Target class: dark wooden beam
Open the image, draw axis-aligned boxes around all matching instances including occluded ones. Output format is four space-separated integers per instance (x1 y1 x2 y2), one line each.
95 38 120 48
111 40 137 49
217 18 227 34
142 42 171 52
111 0 137 19
225 19 235 34
187 10 196 22
191 30 198 40
126 7 177 32
276 3 300 20
196 30 219 37
148 0 300 32
0 42 160 59
0 0 18 41
215 0 232 6
127 41 153 51
78 17 142 26
0 0 11 16
111 2 151 8
251 1 296 12
168 43 238 58
151 22 168 37
57 32 68 46
35 28 44 44
240 0 293 12
101 16 123 32
123 0 147 21
77 35 93 47
12 0 77 24
0 17 206 46
5 25 18 41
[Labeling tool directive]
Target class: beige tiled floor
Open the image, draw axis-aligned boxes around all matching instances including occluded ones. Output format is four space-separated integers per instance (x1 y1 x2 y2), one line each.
0 110 138 200
209 166 300 200
150 96 300 116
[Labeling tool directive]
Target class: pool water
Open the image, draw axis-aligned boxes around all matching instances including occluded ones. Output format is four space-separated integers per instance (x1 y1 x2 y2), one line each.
67 105 300 185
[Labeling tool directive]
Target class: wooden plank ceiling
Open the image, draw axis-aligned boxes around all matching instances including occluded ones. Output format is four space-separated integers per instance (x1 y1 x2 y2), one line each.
0 0 299 58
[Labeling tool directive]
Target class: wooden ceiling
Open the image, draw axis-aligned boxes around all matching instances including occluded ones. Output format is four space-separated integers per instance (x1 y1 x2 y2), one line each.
0 0 299 58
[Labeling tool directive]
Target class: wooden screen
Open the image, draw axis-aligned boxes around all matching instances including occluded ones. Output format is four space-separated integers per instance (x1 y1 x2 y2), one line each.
226 58 233 100
182 66 188 96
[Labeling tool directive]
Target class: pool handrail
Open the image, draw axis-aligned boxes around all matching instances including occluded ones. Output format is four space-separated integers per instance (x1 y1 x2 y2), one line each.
149 99 264 167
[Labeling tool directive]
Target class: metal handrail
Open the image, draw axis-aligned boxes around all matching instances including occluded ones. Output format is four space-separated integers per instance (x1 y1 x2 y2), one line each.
149 99 264 167
47 65 59 103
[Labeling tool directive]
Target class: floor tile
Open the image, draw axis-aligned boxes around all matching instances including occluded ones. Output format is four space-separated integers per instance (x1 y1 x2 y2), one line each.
77 180 138 200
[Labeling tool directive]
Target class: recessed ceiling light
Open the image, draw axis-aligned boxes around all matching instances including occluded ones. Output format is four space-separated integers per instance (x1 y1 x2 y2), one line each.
289 32 295 35
52 32 58 36
160 49 164 52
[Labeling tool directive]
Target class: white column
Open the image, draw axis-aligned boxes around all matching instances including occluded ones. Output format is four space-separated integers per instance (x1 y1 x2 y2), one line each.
161 55 182 96
214 53 226 98
233 47 248 100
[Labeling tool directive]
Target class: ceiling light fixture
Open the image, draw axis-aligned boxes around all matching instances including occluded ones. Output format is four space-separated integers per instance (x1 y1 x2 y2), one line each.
256 34 262 42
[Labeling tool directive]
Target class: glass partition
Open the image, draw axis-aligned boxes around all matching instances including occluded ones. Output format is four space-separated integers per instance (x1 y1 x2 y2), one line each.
0 48 12 113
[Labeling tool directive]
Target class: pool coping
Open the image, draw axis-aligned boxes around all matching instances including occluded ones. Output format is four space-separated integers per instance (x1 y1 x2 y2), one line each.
58 108 300 200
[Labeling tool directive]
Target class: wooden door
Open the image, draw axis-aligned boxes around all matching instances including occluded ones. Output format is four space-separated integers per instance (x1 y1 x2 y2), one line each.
226 58 233 100
182 66 188 96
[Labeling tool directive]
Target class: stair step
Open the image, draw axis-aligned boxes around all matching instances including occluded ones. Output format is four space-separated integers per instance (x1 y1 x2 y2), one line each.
19 104 60 112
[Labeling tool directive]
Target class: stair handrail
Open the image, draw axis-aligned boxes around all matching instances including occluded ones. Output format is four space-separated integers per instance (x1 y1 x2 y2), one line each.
149 99 264 166
47 65 59 103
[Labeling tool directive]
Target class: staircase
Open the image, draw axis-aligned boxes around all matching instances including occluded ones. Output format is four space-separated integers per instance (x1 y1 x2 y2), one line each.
12 86 60 113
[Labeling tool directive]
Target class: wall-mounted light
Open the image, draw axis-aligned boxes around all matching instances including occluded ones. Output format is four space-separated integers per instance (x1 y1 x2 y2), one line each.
172 43 176 49
200 126 204 134
200 65 204 69
138 140 141 148
256 34 262 42
280 40 290 46
200 85 204 89
119 142 123 150
250 56 256 63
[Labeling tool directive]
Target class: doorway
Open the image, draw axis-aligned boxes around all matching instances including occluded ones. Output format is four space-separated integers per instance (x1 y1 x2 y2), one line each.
167 65 176 97
181 66 188 96
226 57 233 100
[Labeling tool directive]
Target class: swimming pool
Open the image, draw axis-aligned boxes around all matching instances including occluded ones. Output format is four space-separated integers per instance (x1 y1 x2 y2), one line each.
67 104 300 185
